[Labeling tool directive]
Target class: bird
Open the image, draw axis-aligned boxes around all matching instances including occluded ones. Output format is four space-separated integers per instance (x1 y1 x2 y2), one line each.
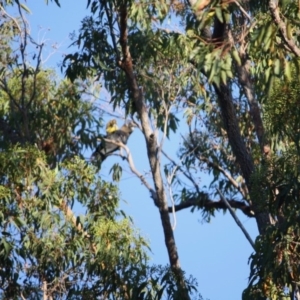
105 119 118 134
92 121 136 162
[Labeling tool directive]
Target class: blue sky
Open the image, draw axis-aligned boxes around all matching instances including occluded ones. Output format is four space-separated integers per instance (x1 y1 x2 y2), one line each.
9 1 259 299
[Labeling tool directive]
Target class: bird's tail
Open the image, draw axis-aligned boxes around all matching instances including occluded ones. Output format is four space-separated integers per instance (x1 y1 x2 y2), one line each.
91 150 106 163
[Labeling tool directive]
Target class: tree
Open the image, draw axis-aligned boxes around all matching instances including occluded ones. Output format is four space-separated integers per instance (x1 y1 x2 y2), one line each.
0 4 203 299
61 0 300 299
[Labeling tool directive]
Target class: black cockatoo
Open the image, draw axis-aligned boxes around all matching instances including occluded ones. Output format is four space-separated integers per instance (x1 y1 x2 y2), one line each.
92 121 136 161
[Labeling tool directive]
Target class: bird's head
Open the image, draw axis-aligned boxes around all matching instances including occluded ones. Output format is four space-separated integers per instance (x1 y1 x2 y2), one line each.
106 119 119 134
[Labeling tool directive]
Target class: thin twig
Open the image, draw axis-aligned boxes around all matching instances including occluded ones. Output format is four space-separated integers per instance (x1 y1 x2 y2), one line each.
166 163 178 230
123 144 157 202
20 292 26 300
16 1 28 109
233 0 251 21
104 1 119 57
0 4 22 32
217 188 255 250
28 42 44 107
104 139 158 203
162 149 201 195
198 154 247 199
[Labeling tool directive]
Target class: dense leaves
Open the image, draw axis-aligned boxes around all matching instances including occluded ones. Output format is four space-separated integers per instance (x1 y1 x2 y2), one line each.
0 144 153 299
63 0 300 299
0 7 203 299
3 0 300 299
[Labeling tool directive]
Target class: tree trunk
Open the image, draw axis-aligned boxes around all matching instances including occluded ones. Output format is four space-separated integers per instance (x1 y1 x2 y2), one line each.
211 19 273 234
118 4 190 299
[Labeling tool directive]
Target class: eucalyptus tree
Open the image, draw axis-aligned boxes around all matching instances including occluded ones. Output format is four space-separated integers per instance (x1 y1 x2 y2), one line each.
63 0 300 299
0 4 205 299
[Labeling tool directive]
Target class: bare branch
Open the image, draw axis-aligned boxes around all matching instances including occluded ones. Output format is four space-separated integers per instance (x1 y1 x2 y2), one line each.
59 200 90 238
16 1 28 109
42 280 47 300
211 18 273 234
118 5 189 293
104 1 119 57
28 42 44 107
196 154 248 199
217 188 255 250
162 149 201 195
237 52 268 154
0 4 22 32
233 0 251 21
227 25 268 156
269 0 300 57
170 194 255 218
158 98 171 155
100 138 158 203
166 162 178 231
20 292 26 300
118 142 158 203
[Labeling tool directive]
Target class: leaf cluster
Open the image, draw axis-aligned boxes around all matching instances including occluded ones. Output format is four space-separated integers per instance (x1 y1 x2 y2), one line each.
0 67 101 164
0 9 205 299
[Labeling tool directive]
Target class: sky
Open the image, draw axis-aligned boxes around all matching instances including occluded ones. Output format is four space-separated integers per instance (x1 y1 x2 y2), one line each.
8 1 259 299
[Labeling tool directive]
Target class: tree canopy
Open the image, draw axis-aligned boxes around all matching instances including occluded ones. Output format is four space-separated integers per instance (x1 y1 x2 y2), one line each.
0 4 201 299
1 0 300 299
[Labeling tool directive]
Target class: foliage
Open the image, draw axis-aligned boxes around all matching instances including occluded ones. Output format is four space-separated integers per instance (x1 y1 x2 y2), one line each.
0 145 201 298
0 70 100 162
0 9 204 300
5 0 300 298
0 144 201 299
0 0 59 10
62 0 300 298
245 73 300 299
263 68 300 149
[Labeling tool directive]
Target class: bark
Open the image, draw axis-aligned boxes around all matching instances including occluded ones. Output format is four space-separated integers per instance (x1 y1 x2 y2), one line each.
118 4 190 298
237 55 267 153
211 19 274 234
214 82 254 185
269 0 300 57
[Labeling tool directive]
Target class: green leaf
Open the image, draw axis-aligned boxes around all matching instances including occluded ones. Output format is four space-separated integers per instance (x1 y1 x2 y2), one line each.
224 10 231 23
208 59 218 83
273 59 281 75
44 0 60 6
284 61 291 81
11 216 26 229
231 48 241 66
110 163 122 182
220 70 227 85
226 69 233 78
215 7 223 23
20 2 31 13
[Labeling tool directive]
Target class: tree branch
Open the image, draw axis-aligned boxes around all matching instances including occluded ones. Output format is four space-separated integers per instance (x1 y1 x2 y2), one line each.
59 200 90 238
162 149 202 195
269 0 300 57
104 1 119 57
106 139 158 203
232 24 269 156
212 18 272 234
233 0 251 21
0 4 21 32
118 6 187 290
217 188 255 250
196 154 248 199
169 193 254 218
